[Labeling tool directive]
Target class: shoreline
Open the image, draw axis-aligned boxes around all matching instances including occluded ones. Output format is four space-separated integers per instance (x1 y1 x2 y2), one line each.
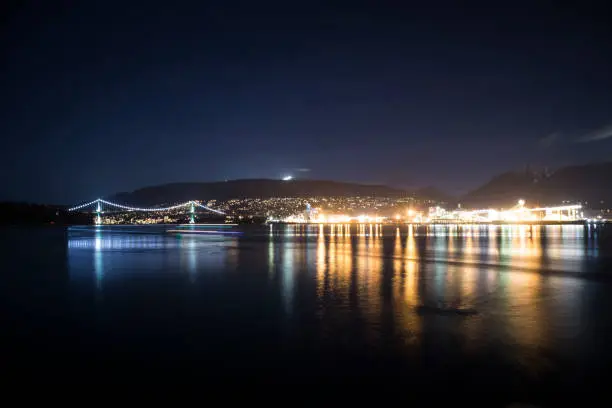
268 220 606 226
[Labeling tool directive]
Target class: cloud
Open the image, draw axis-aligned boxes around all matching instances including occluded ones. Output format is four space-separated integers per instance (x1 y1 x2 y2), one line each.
295 168 311 172
576 124 612 143
539 132 559 148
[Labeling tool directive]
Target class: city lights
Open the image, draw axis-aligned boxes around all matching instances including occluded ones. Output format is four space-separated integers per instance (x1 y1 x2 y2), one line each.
270 200 588 224
427 202 583 223
68 195 603 226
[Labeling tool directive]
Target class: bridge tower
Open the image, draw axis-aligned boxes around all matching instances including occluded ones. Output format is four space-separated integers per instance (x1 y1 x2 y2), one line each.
95 200 102 225
189 201 196 224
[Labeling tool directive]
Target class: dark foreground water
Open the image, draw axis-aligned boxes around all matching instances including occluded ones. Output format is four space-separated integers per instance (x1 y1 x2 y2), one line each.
2 224 612 402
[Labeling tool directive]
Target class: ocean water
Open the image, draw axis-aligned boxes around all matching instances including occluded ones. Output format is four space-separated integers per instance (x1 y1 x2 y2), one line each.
2 224 611 403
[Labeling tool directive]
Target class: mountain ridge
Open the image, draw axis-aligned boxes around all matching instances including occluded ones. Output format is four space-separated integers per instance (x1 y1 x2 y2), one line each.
461 161 612 208
106 161 612 209
109 179 415 206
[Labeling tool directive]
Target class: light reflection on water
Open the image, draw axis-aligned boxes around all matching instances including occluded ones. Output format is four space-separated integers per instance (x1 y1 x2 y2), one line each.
64 223 612 382
264 224 604 355
1 221 609 402
68 227 237 286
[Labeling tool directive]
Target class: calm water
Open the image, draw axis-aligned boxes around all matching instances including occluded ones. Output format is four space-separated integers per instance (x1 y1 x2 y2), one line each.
2 224 612 402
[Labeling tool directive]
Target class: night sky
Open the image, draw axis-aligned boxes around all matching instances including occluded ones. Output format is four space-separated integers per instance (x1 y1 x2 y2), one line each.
2 1 611 204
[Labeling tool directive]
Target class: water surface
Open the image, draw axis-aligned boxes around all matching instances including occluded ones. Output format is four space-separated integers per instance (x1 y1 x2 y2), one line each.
2 224 612 402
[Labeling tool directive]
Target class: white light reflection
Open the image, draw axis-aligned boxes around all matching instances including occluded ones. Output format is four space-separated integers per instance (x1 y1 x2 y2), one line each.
268 234 275 280
94 228 103 290
69 227 237 286
186 238 197 282
282 236 295 316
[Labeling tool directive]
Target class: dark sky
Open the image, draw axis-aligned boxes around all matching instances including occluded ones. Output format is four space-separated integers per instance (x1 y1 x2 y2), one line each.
2 1 611 203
